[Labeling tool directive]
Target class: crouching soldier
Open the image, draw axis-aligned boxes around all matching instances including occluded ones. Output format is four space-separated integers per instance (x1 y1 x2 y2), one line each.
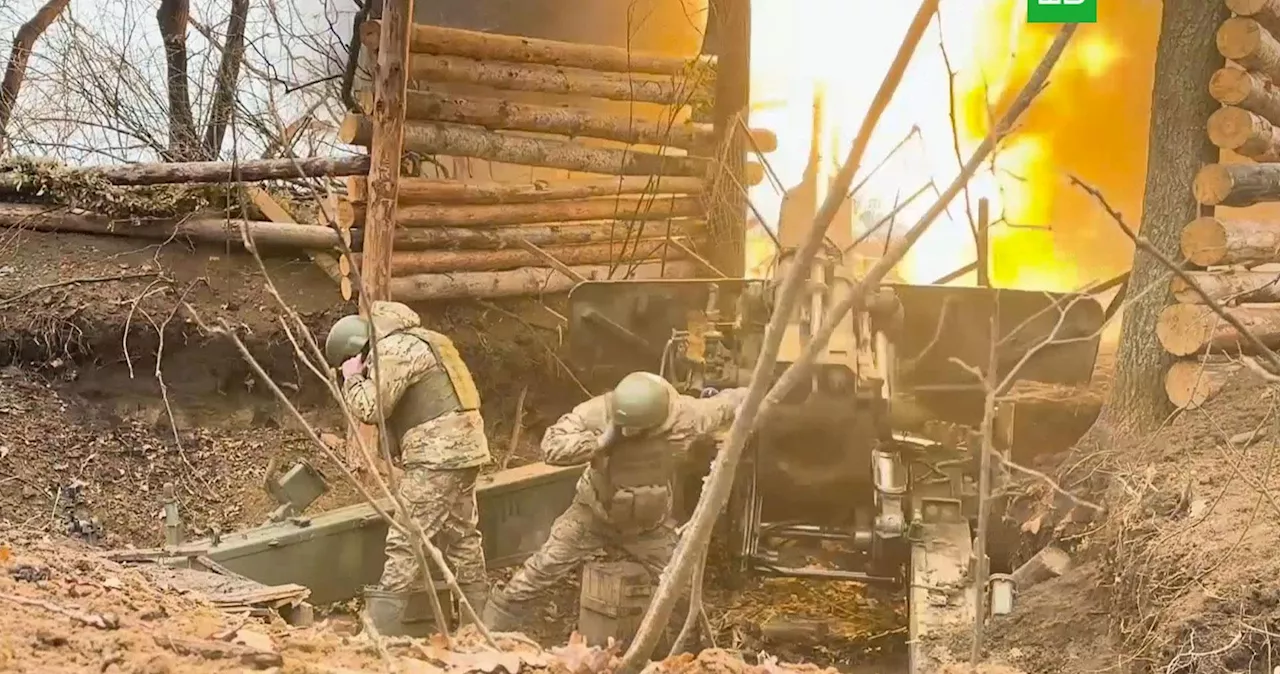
325 301 491 636
482 371 747 631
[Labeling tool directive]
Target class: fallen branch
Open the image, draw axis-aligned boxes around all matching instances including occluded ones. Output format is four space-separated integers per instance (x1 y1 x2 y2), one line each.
0 155 370 191
0 592 119 630
0 202 343 249
153 634 281 669
0 272 157 307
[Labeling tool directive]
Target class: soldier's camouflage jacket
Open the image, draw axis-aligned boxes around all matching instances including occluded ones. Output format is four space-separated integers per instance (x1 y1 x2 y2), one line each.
542 381 747 531
342 301 491 470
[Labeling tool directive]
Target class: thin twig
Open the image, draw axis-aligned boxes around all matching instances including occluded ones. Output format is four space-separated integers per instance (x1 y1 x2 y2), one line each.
0 272 156 307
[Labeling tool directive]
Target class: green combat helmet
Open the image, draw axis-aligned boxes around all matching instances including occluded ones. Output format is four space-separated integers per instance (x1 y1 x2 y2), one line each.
610 372 671 432
325 314 371 366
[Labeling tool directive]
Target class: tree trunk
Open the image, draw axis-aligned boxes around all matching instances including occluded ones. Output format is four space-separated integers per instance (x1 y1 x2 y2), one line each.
705 0 752 279
388 260 695 301
340 116 706 177
1165 357 1247 409
0 155 371 191
361 19 712 77
1194 162 1280 206
202 0 249 158
0 0 71 152
0 202 340 248
1208 67 1280 126
405 54 707 106
373 238 680 274
1156 303 1280 355
1217 18 1280 83
358 90 775 153
156 0 201 160
1172 269 1280 303
346 174 706 206
337 194 705 228
1207 106 1280 161
1180 215 1280 266
1107 0 1229 432
1226 0 1280 48
392 219 701 250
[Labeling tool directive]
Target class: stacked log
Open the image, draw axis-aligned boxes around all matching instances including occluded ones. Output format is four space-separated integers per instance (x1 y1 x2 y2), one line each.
1157 9 1280 406
332 18 775 301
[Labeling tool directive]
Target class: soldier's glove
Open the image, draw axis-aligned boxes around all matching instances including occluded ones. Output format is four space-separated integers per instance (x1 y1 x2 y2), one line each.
340 354 365 380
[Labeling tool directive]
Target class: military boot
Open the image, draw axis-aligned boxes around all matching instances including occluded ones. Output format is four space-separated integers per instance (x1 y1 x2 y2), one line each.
362 586 450 638
457 582 489 625
480 593 523 632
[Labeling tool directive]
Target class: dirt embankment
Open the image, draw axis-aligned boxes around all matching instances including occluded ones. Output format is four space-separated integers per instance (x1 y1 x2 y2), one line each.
0 229 587 547
965 364 1280 673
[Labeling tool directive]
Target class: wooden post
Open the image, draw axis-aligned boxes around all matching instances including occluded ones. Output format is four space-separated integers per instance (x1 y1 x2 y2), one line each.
705 0 751 281
364 0 412 301
357 0 413 475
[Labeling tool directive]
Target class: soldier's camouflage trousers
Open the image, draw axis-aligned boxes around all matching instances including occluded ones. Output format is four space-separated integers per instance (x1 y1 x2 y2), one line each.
380 466 487 592
496 498 676 606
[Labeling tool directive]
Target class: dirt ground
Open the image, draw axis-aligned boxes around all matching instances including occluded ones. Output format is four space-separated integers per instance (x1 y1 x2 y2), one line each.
0 521 852 674
0 229 587 546
958 352 1280 674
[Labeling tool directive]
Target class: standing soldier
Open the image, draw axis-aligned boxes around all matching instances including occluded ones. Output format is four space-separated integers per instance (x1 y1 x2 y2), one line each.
325 301 491 636
482 371 747 631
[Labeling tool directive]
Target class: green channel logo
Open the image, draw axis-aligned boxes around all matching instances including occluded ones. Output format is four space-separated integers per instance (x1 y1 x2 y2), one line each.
1026 0 1097 24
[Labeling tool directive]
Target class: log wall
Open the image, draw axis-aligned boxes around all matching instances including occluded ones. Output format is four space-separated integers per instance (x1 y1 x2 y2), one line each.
1163 1 1280 408
327 17 772 302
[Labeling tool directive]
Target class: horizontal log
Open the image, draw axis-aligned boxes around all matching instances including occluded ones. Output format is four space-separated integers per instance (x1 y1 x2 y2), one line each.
1010 546 1070 591
338 194 704 229
1226 0 1280 41
1217 17 1280 84
1209 68 1280 127
1165 358 1246 409
1157 303 1280 355
1194 162 1280 206
0 202 342 249
1181 215 1280 266
362 20 712 77
1171 269 1280 303
339 116 705 177
0 155 370 192
1207 106 1280 161
368 90 776 154
346 175 706 206
392 219 703 250
374 239 681 274
406 54 706 106
389 260 696 301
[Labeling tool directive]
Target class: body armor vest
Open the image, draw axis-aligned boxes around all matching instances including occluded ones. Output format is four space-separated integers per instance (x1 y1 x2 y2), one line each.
386 328 481 448
592 431 675 531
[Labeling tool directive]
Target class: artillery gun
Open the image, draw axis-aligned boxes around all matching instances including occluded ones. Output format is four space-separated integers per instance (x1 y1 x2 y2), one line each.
560 244 1103 668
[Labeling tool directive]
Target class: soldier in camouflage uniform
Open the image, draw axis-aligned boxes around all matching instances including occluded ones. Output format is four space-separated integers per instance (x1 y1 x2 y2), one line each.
325 301 491 636
482 371 746 631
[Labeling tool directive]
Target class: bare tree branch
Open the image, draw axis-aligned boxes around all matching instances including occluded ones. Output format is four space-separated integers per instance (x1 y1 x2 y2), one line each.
0 0 70 153
201 0 248 158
